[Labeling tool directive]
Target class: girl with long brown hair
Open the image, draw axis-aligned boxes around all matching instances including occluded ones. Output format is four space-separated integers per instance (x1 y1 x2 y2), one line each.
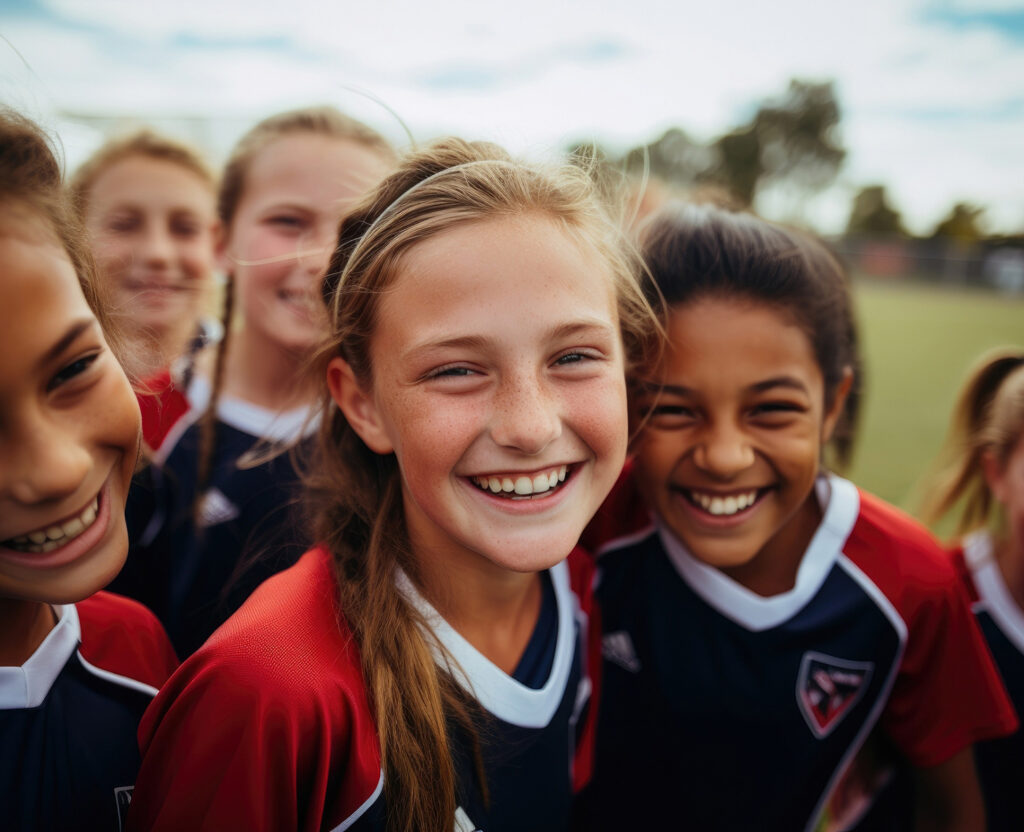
111 107 395 657
127 137 659 832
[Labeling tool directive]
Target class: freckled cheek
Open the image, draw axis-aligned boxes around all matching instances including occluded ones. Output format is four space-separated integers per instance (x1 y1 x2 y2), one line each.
565 378 629 456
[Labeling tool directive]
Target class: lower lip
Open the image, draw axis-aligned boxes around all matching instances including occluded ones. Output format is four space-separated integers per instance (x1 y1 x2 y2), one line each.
462 469 579 516
0 482 112 570
671 488 768 529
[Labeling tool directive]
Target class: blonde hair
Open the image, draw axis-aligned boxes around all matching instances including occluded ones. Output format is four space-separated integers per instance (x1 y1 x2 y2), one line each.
69 128 216 218
0 109 127 365
921 348 1024 535
305 137 660 832
195 106 395 502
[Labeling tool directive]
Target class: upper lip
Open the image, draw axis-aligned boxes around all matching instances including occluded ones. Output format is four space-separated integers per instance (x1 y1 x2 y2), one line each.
465 462 574 479
673 485 769 496
0 489 101 543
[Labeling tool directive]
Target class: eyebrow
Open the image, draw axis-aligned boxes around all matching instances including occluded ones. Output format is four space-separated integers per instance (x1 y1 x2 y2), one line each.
403 318 616 360
38 319 98 370
639 376 811 397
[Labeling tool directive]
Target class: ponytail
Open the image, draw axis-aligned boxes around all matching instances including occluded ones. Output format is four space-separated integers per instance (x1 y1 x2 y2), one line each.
921 348 1024 534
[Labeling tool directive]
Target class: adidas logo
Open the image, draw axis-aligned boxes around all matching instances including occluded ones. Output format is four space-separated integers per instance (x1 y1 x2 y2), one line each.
454 806 481 832
198 488 240 528
602 631 641 673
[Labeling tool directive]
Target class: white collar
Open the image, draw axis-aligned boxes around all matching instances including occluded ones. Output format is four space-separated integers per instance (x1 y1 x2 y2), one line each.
395 560 578 728
658 473 861 632
0 604 79 710
963 530 1024 655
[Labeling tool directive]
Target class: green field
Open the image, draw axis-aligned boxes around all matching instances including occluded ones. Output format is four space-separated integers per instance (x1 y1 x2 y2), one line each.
844 278 1023 533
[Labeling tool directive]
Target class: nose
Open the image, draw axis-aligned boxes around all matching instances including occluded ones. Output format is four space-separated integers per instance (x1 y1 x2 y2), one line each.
2 417 93 506
139 224 174 268
693 419 755 479
490 370 562 456
300 221 337 278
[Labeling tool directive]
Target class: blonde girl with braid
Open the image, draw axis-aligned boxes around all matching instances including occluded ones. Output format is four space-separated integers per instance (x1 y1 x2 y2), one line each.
111 107 395 658
127 137 660 832
922 348 1024 832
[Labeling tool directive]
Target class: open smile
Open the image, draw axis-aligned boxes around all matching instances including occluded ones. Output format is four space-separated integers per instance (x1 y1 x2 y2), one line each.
2 492 101 553
677 486 772 518
470 464 571 500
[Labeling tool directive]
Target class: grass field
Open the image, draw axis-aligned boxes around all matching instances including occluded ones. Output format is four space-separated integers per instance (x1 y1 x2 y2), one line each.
843 278 1024 534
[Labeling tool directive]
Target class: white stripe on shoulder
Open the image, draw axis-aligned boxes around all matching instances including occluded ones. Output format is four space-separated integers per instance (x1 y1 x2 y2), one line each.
964 530 1024 655
810 553 908 832
0 603 79 709
330 770 385 832
659 474 860 632
75 651 159 699
396 560 577 728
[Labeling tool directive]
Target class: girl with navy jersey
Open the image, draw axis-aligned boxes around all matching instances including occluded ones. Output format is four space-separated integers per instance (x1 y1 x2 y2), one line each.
127 139 660 832
922 348 1024 832
110 108 396 657
577 202 1017 832
0 111 178 832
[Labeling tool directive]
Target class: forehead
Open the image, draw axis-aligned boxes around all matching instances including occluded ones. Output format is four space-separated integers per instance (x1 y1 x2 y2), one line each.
0 221 95 378
378 214 617 334
657 297 822 388
244 133 391 208
88 154 215 213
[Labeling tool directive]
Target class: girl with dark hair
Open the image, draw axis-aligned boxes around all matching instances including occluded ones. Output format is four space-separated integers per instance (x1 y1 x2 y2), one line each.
579 201 1016 831
0 109 177 832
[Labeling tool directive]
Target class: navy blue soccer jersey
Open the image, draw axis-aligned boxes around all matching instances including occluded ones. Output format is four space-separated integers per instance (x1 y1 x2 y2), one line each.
954 531 1024 832
578 473 1016 831
112 375 313 657
129 546 595 831
0 593 177 832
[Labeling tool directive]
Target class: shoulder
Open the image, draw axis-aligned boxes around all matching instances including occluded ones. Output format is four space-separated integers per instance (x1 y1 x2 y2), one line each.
842 489 958 592
76 592 178 688
150 547 364 714
137 369 192 453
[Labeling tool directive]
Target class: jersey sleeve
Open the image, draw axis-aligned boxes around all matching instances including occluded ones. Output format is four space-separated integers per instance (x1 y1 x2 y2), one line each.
76 591 178 687
127 647 348 832
878 539 1017 767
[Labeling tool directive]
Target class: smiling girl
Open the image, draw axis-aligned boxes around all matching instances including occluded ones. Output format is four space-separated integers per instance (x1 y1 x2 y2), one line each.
578 202 1016 831
126 138 659 832
0 111 177 831
111 107 395 657
71 130 219 383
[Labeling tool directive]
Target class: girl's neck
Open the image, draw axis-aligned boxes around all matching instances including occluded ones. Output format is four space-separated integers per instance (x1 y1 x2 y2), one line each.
219 326 316 411
722 490 823 597
415 547 543 676
0 598 56 667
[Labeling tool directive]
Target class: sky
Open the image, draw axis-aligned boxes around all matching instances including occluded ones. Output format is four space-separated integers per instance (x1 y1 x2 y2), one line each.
1 0 1023 235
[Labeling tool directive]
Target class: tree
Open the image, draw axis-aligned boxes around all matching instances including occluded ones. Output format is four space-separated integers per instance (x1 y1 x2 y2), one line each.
930 203 986 243
846 185 906 237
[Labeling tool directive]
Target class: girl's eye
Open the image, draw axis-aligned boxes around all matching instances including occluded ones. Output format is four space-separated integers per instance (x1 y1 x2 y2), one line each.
171 218 201 237
107 215 139 233
426 365 477 380
638 402 696 424
268 215 306 231
47 353 100 392
553 350 595 366
750 401 804 418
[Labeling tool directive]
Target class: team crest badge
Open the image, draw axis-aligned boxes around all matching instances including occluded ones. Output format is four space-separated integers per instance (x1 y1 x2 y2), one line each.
796 652 873 738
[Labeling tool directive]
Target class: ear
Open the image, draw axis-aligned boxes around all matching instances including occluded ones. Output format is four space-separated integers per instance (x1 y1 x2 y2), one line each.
326 356 394 454
981 449 1008 504
821 366 854 443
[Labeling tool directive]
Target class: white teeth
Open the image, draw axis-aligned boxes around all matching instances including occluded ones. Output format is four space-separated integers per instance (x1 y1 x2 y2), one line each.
473 465 569 497
690 490 759 516
3 494 101 553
